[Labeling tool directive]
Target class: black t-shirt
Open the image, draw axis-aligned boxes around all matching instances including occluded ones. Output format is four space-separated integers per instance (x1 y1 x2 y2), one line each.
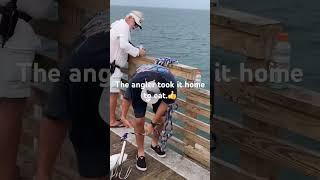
45 13 109 147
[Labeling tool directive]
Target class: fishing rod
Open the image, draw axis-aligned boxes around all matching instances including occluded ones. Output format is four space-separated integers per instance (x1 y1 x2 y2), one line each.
110 131 151 180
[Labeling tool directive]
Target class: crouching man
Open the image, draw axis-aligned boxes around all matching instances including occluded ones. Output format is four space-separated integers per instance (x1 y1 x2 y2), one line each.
120 64 177 171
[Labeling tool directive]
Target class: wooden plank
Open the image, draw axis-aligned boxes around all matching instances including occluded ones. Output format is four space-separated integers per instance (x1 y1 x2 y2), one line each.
245 85 320 119
129 56 199 81
240 116 280 178
168 136 186 152
241 97 320 141
214 76 320 140
184 145 210 168
212 25 268 60
144 102 210 134
174 124 209 150
180 87 210 100
60 0 108 12
173 111 210 134
144 111 210 150
212 7 282 35
213 115 320 176
214 77 243 103
212 7 282 59
215 76 320 118
212 157 267 180
176 98 210 118
179 88 210 106
183 79 199 147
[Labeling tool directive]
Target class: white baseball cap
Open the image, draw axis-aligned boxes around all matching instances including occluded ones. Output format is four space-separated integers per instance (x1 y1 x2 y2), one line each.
129 10 144 29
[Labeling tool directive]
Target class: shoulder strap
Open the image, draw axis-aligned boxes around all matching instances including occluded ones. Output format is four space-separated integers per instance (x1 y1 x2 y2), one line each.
0 0 32 48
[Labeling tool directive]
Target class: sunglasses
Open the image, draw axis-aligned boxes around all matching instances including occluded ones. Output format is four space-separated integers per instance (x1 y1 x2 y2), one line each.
133 20 142 29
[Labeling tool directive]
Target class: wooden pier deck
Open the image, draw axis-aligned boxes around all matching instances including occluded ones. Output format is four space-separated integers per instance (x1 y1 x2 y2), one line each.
111 127 210 180
110 132 185 180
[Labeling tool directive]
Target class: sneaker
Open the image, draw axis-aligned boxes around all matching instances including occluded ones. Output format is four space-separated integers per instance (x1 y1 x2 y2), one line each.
136 156 147 171
151 145 166 158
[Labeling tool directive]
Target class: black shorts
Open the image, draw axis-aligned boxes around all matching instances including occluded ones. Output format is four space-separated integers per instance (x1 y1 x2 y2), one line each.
44 32 109 178
124 86 162 118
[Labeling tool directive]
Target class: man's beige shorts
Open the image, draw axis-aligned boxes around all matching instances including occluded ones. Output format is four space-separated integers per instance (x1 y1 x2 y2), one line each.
110 74 122 93
0 48 34 98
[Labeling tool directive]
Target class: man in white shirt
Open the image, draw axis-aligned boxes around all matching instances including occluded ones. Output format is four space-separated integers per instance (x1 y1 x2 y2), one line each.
110 10 146 128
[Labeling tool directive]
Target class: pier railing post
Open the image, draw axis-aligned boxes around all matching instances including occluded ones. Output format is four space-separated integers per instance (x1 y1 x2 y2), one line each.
240 47 281 179
183 80 198 147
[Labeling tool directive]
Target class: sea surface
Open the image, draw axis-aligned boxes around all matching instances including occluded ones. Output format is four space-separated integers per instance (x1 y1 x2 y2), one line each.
111 6 210 89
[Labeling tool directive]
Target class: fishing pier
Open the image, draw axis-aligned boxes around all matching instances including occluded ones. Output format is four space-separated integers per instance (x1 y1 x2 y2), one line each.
111 56 211 179
213 1 320 179
17 0 211 179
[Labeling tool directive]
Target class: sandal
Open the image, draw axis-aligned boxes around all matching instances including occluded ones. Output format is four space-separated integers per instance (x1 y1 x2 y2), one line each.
110 119 125 128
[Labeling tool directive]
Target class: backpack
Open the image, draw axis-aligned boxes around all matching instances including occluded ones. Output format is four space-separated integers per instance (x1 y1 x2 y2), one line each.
0 0 31 47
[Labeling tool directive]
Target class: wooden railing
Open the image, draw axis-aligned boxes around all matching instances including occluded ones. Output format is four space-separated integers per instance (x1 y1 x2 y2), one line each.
118 56 211 168
213 1 320 179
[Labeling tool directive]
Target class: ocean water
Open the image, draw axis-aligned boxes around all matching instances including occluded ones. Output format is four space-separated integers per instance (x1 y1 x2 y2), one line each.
214 1 320 180
111 6 210 89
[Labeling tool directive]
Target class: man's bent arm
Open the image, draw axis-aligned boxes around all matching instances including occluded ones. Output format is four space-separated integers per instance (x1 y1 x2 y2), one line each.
119 35 139 57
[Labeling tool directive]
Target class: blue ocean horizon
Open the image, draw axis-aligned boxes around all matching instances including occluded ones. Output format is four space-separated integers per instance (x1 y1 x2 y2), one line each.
111 5 210 89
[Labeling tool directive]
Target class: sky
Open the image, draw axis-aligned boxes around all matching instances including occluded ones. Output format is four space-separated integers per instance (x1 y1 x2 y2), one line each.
110 0 210 10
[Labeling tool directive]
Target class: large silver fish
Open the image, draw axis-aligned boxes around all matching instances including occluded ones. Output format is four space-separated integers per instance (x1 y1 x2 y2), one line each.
110 153 128 171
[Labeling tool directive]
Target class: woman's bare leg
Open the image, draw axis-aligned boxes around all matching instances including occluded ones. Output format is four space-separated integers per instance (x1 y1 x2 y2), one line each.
35 117 68 180
0 98 26 180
